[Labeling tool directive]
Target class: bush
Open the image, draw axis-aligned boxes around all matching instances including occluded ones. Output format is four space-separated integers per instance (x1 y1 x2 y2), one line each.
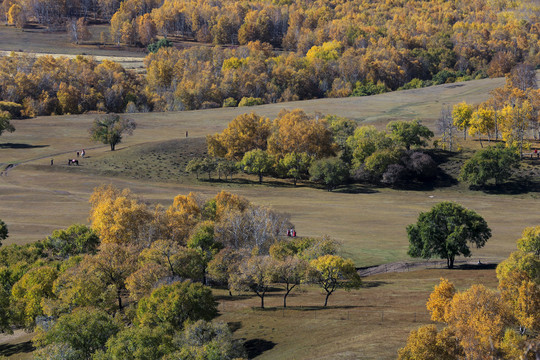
238 97 264 107
147 38 172 53
459 145 520 186
0 101 23 118
351 80 388 96
222 97 237 107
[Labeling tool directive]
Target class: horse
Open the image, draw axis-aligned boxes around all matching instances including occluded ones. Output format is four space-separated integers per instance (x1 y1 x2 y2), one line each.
68 159 79 166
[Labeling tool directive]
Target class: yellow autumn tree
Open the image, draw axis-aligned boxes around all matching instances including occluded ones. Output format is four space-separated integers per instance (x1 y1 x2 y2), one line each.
89 185 153 245
446 284 512 360
164 192 202 244
397 325 463 360
426 278 455 323
452 102 474 140
267 109 337 159
8 4 25 28
207 112 271 160
469 106 498 145
499 100 533 156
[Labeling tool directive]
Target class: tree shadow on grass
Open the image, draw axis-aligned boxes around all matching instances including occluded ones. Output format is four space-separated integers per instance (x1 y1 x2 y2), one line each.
454 263 498 270
472 179 540 195
0 143 49 149
227 321 242 332
332 184 379 194
0 341 34 357
244 339 276 358
361 280 388 288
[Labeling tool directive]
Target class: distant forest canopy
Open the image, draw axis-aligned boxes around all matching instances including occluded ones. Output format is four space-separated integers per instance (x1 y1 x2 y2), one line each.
0 0 539 113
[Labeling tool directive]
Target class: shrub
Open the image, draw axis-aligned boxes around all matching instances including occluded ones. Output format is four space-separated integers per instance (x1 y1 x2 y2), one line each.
222 97 238 107
238 97 264 107
0 101 23 118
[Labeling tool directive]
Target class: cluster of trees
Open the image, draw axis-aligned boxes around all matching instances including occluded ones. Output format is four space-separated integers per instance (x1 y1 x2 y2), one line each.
2 0 539 112
0 53 147 116
0 186 362 357
438 64 539 155
108 0 539 63
105 0 538 108
195 109 436 190
399 225 540 359
1 0 123 26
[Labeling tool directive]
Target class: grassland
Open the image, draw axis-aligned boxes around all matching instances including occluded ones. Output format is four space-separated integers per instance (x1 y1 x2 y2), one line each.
0 75 539 359
0 24 146 69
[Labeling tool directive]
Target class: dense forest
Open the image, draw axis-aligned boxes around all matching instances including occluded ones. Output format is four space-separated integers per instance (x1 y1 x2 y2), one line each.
0 0 539 113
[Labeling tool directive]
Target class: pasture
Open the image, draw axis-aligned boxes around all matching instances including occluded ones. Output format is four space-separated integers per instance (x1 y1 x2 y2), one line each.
0 75 539 359
0 24 146 69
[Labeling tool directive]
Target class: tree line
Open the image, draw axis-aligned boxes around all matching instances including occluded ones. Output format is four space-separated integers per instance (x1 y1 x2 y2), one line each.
398 225 540 359
0 186 361 358
191 108 438 190
2 0 540 111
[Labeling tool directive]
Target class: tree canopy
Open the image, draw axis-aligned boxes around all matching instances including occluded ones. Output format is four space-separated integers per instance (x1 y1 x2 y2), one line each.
89 114 136 151
407 202 491 268
460 145 520 186
387 119 434 150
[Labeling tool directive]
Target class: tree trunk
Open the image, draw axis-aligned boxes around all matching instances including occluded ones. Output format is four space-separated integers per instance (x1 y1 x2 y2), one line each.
324 291 331 307
447 256 455 269
110 143 115 151
258 173 263 184
260 294 265 308
293 178 297 187
117 290 123 310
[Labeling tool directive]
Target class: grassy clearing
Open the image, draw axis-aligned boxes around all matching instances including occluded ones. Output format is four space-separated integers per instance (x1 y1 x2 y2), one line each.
214 266 499 360
1 76 538 266
0 75 538 359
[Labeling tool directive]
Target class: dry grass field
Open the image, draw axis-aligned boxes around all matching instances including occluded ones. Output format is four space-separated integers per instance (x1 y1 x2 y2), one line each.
0 75 539 359
0 24 146 69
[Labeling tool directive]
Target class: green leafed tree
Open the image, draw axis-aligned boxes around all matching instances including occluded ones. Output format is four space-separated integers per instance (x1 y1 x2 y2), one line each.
0 111 15 138
240 149 274 184
278 152 312 186
41 224 100 258
309 157 349 191
98 326 174 360
517 226 540 256
459 145 520 186
33 307 121 359
387 119 434 150
136 280 217 330
407 202 491 269
171 320 247 359
89 114 136 151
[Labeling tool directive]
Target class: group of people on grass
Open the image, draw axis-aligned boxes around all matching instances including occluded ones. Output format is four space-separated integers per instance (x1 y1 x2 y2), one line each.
286 228 297 237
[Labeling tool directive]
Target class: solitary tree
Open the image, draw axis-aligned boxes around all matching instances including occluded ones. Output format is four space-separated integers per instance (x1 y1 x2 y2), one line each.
459 145 520 186
89 114 136 151
407 202 491 268
309 254 361 306
0 111 15 138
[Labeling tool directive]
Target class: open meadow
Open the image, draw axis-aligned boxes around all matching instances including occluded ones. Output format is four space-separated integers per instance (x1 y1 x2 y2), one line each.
0 75 539 359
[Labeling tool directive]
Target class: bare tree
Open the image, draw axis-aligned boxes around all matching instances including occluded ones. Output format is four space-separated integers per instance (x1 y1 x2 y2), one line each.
436 105 456 151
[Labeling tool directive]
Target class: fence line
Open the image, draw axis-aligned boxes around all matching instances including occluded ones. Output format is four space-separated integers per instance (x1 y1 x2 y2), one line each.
218 302 431 324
